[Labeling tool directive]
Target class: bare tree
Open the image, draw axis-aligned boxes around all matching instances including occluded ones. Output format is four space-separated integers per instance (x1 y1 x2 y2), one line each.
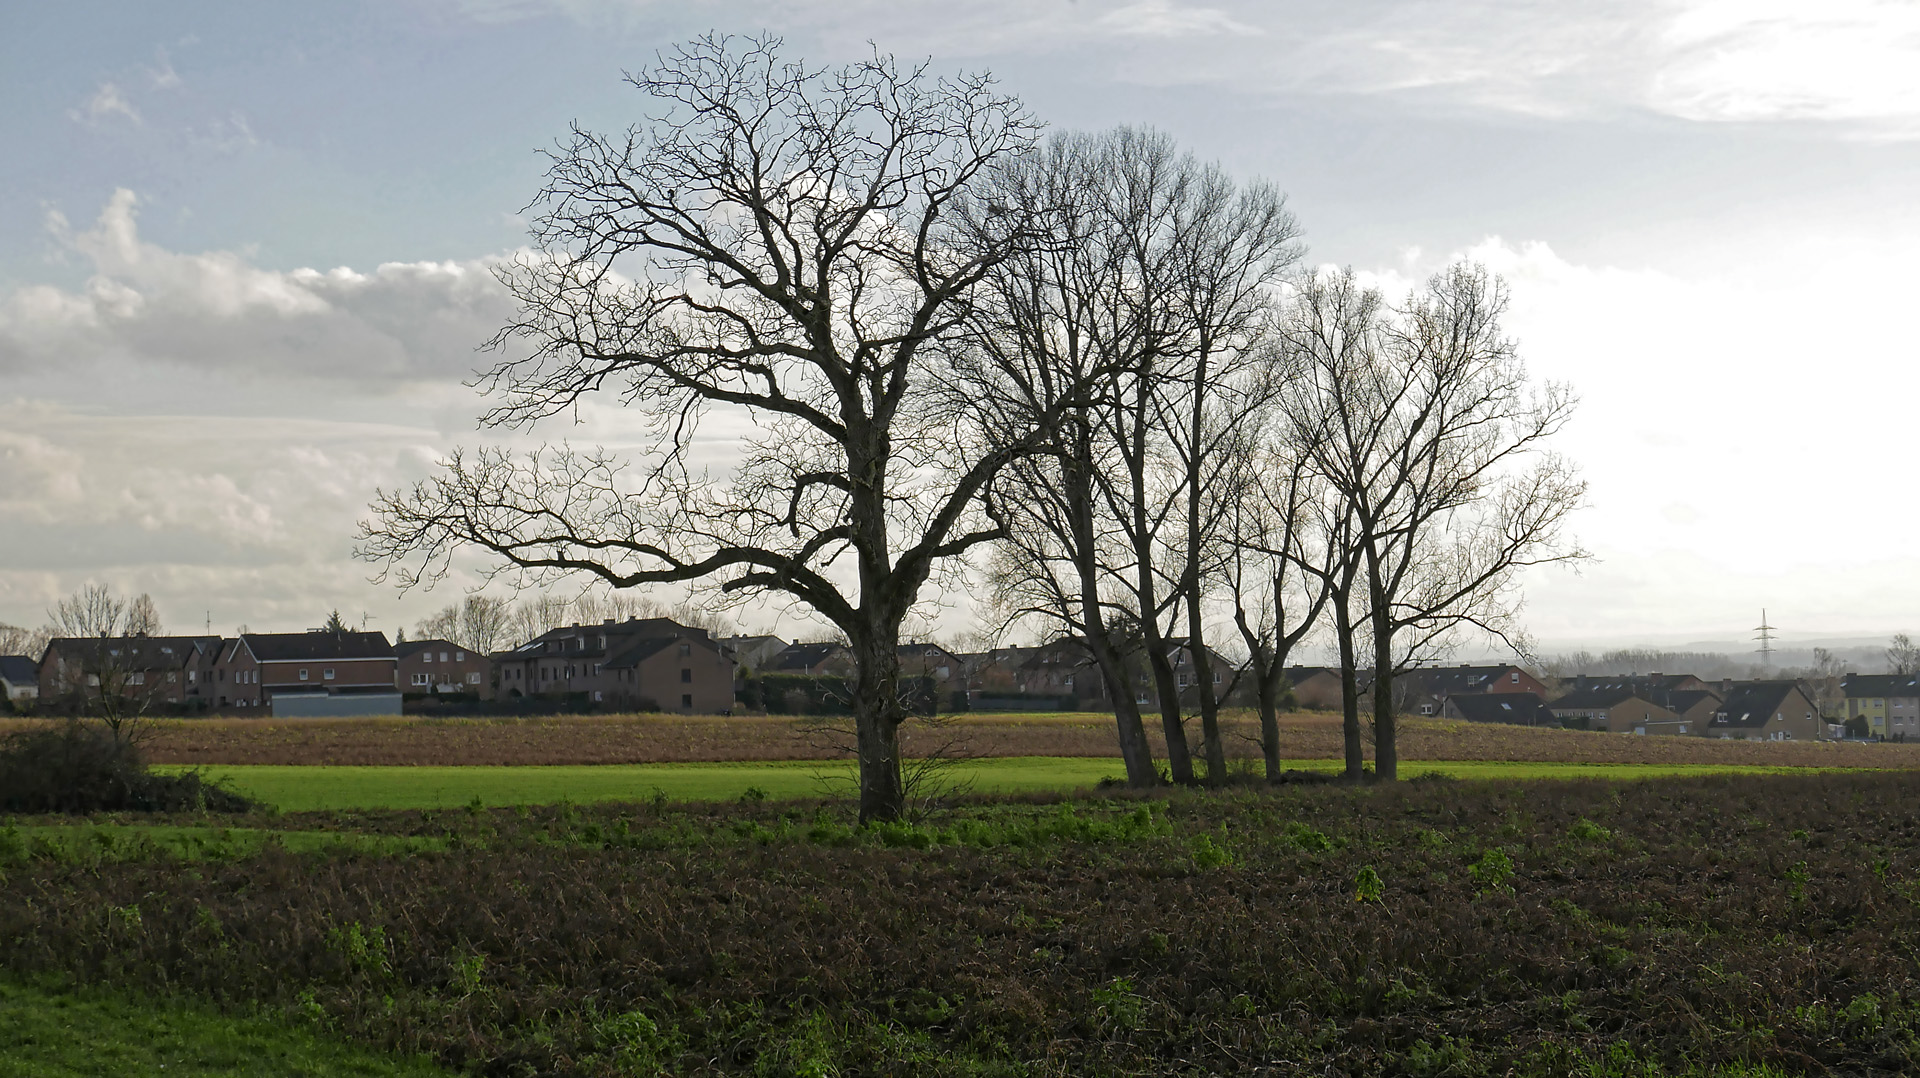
1284 265 1584 780
460 595 513 655
49 584 126 639
125 594 162 637
1888 633 1918 676
361 35 1059 822
0 623 53 660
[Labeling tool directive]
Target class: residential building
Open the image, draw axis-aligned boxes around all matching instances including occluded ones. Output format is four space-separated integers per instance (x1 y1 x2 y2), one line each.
1 655 39 705
898 641 964 682
765 641 857 677
1394 664 1548 717
494 618 734 713
1707 681 1825 741
396 638 492 699
1282 666 1345 710
957 646 1045 695
37 635 224 712
1841 674 1920 740
214 631 400 716
718 634 788 674
1546 686 1693 734
1444 692 1558 726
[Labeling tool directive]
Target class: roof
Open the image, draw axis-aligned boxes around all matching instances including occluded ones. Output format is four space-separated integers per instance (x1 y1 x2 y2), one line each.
1284 666 1340 682
45 635 222 669
0 655 37 685
768 642 851 671
1666 689 1722 714
1398 664 1531 696
240 631 394 662
1449 692 1556 726
510 618 714 657
1548 686 1642 711
395 638 461 660
605 633 726 669
1843 673 1920 699
1712 681 1809 728
898 642 961 660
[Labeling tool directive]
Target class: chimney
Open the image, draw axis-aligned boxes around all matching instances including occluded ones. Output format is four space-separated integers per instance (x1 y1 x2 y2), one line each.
603 618 615 626
1721 678 1732 695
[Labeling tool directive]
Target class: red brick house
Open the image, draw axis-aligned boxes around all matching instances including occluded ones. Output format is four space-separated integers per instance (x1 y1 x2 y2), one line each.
396 638 492 699
37 635 223 713
494 617 734 713
213 631 399 715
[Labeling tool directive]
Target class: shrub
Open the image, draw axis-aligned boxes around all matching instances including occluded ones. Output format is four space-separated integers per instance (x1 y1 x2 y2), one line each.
0 720 256 814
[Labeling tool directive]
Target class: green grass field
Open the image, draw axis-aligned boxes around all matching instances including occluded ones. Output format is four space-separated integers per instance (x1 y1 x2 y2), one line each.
0 979 452 1078
171 757 1829 812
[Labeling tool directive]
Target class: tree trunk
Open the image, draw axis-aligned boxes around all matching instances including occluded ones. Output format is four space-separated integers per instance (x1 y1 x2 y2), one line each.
1333 586 1365 782
1257 655 1284 781
1066 438 1159 788
851 635 907 822
1187 594 1226 785
1366 556 1398 783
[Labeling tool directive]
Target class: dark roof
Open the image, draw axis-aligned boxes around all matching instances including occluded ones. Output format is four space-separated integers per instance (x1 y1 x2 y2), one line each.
1284 666 1340 682
1449 692 1556 725
1399 665 1530 696
898 642 961 660
241 631 394 662
1548 686 1642 711
1666 689 1722 714
1843 673 1920 699
605 633 726 669
1712 681 1809 728
769 642 851 671
510 618 714 658
395 638 459 659
0 655 37 684
46 635 221 669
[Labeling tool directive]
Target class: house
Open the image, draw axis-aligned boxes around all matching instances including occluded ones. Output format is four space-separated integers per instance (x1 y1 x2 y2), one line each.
37 635 224 712
957 646 1045 695
1841 674 1920 740
1394 664 1548 716
495 617 734 713
1707 681 1825 741
214 631 400 716
718 634 788 674
0 655 39 705
1282 666 1345 710
396 639 492 699
765 641 856 677
1550 674 1719 726
1444 692 1558 726
898 641 964 682
1546 686 1692 734
1012 639 1107 703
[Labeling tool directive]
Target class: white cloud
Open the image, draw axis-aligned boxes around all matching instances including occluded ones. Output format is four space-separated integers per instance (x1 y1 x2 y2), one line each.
71 81 140 126
0 189 518 385
1096 2 1261 39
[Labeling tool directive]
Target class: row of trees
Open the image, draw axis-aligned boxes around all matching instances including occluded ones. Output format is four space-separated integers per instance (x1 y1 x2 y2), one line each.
407 589 720 656
358 35 1583 820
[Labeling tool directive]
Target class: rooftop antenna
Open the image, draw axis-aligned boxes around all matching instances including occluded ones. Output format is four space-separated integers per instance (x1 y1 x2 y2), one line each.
1754 609 1778 667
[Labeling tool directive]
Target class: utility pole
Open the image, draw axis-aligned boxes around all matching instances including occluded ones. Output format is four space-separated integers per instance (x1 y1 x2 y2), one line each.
1754 609 1778 668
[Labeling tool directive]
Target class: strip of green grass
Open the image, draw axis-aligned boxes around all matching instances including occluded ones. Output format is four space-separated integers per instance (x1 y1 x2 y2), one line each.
0 824 443 861
169 757 1828 812
0 978 452 1078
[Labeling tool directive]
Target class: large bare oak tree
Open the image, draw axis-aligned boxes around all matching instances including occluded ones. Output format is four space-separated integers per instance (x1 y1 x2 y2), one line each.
359 35 1056 821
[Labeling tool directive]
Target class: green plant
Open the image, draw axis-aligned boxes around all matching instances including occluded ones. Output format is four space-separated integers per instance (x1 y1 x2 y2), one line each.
1567 818 1612 842
1355 866 1385 903
1190 832 1234 869
1091 977 1146 1033
1469 848 1515 893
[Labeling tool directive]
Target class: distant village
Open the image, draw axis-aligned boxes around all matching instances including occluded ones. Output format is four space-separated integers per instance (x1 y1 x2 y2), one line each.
3 613 1915 744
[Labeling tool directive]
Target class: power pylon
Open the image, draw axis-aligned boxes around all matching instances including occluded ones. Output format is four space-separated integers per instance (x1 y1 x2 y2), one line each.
1754 609 1778 667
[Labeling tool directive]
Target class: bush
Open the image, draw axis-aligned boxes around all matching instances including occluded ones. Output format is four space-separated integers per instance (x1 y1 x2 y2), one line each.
0 720 256 814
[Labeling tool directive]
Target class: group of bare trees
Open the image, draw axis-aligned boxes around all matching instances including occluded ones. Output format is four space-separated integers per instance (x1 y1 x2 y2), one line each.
976 136 1585 788
409 589 720 656
358 35 1583 819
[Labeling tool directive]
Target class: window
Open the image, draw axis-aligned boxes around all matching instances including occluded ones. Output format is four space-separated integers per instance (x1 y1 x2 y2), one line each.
681 668 693 683
323 668 335 681
423 652 433 663
681 693 693 709
593 691 603 702
1511 671 1520 683
679 643 691 657
128 672 145 685
299 669 310 681
167 672 177 683
455 651 464 661
1420 704 1434 716
412 673 429 686
440 651 450 663
187 670 196 683
467 672 481 685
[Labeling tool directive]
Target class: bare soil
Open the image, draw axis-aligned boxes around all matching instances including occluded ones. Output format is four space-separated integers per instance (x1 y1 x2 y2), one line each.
7 711 1918 769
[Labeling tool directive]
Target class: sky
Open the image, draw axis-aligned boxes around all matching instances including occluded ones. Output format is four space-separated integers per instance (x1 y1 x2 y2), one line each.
2 0 1918 654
